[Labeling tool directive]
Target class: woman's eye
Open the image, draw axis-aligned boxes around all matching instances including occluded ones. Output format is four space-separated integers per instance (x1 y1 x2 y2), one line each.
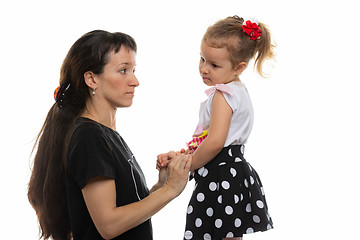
200 57 205 62
120 69 127 74
132 68 136 73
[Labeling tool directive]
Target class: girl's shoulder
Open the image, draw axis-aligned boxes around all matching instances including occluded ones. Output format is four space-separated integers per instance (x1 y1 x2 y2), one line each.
227 80 246 90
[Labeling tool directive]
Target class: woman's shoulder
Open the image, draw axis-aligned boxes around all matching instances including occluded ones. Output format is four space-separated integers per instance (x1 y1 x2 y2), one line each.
71 117 108 140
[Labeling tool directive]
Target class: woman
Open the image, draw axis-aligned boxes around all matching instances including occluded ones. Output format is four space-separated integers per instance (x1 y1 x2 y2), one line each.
28 30 191 240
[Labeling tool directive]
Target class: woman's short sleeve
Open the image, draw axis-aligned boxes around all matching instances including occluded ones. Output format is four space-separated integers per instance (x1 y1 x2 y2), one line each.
67 124 116 189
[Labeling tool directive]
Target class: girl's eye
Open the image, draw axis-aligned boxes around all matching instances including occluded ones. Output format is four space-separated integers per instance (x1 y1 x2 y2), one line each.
212 64 219 68
200 57 205 62
120 69 127 74
132 68 136 73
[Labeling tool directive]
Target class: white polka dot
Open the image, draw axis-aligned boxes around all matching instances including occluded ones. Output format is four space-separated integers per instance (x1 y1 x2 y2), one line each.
267 224 272 229
197 167 208 177
209 182 217 191
248 163 253 171
203 233 211 240
225 206 233 215
197 193 205 202
240 194 244 201
246 228 254 234
206 207 214 217
234 218 242 227
246 203 252 212
253 215 261 223
240 145 244 154
261 187 265 195
234 194 239 204
184 230 193 239
256 200 264 209
202 168 208 177
218 162 226 166
228 148 232 156
235 157 242 162
187 205 193 214
215 219 222 228
250 176 255 185
226 232 234 237
221 181 230 190
217 195 222 204
195 218 202 227
244 179 249 188
230 168 237 177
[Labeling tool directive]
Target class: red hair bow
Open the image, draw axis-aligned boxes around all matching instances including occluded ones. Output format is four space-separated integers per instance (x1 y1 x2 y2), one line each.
242 20 262 40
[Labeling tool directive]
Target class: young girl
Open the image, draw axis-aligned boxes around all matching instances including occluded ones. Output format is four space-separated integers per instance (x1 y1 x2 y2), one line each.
158 16 275 240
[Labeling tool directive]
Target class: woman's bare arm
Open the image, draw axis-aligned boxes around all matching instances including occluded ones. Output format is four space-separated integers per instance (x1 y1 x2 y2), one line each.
82 154 191 239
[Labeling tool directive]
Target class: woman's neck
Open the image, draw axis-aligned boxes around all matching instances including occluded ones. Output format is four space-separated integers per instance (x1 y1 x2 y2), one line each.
81 99 117 130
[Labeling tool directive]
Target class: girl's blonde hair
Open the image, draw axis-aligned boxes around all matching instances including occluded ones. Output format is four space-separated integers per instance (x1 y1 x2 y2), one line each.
202 16 275 77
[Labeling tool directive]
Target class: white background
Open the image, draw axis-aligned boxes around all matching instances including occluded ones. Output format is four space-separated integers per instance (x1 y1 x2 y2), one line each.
1 0 359 239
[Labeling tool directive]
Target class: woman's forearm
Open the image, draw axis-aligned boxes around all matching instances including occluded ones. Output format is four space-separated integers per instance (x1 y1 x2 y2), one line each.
103 184 177 239
82 154 191 239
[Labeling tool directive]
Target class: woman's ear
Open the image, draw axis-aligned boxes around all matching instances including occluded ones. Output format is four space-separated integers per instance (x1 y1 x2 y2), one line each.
84 71 97 89
234 62 247 75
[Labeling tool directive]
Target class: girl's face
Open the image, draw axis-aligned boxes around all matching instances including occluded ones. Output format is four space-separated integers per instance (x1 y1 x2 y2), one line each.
199 41 238 86
94 46 139 108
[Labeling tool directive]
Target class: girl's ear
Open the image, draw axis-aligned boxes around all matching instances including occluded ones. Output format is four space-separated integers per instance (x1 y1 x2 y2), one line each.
234 62 247 75
84 71 97 89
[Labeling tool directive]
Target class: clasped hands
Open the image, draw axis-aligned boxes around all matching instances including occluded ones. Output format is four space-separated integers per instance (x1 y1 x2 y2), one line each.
155 149 191 196
156 148 190 170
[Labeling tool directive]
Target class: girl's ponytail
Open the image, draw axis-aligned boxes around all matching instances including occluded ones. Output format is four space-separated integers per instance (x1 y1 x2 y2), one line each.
255 22 276 77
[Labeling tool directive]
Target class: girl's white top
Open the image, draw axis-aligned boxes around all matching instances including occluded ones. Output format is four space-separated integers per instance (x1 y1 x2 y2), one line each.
194 81 254 147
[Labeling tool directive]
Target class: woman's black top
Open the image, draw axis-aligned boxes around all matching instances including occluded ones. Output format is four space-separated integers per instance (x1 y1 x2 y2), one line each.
66 117 152 240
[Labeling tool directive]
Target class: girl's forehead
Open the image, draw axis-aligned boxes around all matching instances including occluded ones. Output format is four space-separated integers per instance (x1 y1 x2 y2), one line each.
201 41 230 62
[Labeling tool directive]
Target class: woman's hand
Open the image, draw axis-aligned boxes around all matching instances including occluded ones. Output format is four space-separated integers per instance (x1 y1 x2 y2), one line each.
163 153 192 197
152 151 189 193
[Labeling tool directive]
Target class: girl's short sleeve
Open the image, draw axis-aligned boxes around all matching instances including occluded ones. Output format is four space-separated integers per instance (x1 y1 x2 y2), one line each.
67 125 116 189
221 91 238 113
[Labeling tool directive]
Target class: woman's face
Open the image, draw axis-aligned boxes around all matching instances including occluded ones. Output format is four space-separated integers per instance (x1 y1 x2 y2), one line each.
94 46 139 108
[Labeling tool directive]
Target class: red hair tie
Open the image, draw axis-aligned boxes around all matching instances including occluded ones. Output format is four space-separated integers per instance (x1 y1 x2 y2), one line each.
54 86 60 100
242 20 262 40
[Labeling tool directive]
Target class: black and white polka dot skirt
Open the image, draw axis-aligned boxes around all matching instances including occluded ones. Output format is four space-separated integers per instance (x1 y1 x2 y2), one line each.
184 145 273 240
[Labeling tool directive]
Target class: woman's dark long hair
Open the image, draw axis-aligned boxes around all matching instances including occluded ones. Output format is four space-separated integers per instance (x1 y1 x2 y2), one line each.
28 30 137 240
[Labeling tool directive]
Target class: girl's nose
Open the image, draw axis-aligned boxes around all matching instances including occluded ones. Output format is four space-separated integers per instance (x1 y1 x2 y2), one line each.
201 65 209 74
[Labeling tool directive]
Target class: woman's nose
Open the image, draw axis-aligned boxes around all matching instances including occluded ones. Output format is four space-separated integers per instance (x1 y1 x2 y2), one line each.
130 73 140 87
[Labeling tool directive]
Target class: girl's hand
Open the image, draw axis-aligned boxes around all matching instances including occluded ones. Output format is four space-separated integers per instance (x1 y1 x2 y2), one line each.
156 149 191 170
156 151 177 170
